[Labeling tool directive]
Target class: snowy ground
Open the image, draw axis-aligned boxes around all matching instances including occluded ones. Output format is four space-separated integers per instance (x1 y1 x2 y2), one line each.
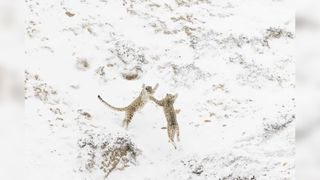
25 0 294 179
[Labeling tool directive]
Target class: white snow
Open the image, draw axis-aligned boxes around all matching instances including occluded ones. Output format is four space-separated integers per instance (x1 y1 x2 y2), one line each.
24 0 294 179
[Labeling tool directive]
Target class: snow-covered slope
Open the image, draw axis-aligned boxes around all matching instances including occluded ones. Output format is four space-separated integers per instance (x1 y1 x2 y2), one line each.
25 0 294 179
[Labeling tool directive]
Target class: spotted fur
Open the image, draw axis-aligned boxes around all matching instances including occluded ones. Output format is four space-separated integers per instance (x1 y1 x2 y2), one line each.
150 93 180 149
98 83 158 129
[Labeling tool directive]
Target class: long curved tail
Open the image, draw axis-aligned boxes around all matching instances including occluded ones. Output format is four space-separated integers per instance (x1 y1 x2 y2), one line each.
97 95 126 111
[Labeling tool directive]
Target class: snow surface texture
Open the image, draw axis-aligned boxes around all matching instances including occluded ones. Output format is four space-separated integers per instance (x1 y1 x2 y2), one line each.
25 0 294 179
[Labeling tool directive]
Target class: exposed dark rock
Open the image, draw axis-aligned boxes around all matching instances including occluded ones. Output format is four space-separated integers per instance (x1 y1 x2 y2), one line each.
78 130 141 178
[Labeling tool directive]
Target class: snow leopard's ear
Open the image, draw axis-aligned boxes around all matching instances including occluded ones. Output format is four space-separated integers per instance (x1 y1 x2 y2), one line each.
173 93 178 100
142 84 146 88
